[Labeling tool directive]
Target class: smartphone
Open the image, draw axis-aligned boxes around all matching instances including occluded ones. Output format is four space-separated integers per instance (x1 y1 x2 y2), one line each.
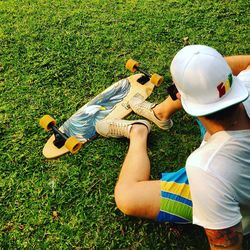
167 84 178 101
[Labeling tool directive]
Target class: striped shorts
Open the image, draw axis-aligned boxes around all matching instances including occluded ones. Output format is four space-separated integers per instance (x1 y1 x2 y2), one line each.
156 119 206 223
156 167 192 223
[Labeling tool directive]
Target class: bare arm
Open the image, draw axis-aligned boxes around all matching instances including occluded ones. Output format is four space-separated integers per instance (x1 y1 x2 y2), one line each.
225 55 250 75
205 222 243 250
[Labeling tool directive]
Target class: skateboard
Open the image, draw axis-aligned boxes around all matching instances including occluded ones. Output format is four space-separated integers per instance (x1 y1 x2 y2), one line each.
40 59 164 159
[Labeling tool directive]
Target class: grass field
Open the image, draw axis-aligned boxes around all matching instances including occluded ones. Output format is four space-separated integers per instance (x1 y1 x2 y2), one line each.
1 0 250 249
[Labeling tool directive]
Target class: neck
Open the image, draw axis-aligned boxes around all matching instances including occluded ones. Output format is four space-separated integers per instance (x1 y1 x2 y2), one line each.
199 104 250 136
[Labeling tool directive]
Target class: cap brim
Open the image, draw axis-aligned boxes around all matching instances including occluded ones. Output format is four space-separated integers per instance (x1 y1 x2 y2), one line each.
181 76 249 116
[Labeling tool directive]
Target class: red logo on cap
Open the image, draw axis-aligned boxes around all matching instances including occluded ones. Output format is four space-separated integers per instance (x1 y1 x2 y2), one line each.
217 74 233 98
217 82 226 98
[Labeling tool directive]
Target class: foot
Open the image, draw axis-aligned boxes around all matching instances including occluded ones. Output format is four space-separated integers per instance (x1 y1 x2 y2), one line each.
95 119 151 138
129 94 173 130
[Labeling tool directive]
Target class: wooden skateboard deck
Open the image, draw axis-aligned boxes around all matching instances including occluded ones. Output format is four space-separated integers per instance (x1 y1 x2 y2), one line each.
40 60 163 159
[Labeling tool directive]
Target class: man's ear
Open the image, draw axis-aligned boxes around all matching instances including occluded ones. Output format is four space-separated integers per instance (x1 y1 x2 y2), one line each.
176 93 181 100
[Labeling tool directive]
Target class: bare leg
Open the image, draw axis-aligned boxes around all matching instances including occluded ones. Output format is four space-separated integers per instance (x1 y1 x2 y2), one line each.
114 125 161 219
153 96 182 121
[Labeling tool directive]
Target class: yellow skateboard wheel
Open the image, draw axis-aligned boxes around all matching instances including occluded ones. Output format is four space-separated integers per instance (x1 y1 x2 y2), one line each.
126 59 139 73
40 115 56 131
150 74 164 87
65 136 82 154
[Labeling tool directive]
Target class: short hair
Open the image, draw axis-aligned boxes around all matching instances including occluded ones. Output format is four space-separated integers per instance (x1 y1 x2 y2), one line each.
204 103 241 124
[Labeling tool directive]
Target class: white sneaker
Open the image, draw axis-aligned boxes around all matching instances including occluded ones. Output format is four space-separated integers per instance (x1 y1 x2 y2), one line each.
129 94 173 130
96 119 151 138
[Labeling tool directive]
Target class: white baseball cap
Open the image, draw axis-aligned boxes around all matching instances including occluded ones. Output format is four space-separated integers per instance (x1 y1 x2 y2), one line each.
170 45 249 116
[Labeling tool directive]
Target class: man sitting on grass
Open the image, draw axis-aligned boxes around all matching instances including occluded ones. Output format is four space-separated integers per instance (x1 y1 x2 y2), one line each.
96 45 250 250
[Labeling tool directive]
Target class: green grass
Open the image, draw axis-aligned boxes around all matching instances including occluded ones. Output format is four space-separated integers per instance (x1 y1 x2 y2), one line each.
0 0 250 249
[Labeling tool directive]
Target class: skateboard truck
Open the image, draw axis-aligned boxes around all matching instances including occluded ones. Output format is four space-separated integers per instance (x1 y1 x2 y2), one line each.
134 66 151 84
40 115 82 154
50 124 68 148
126 59 164 86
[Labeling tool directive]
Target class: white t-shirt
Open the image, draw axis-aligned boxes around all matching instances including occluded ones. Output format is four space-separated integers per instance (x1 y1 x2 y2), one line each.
186 69 250 235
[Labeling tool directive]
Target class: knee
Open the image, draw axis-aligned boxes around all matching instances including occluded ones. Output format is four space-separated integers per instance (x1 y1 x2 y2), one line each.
114 185 138 216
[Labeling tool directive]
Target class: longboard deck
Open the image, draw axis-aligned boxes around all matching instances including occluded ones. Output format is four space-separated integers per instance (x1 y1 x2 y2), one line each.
42 74 156 159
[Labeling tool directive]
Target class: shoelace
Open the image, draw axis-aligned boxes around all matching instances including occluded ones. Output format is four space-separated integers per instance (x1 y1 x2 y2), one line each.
135 101 155 115
109 122 129 137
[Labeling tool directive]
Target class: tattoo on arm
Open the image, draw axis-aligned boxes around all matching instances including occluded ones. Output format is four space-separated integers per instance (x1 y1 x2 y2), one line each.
205 222 243 249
